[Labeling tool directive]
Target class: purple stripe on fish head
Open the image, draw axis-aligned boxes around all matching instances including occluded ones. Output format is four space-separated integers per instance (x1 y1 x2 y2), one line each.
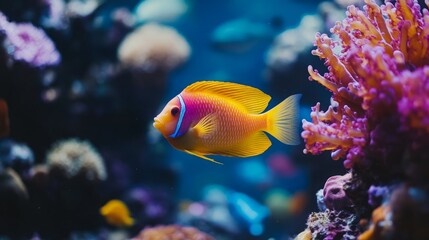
175 93 209 137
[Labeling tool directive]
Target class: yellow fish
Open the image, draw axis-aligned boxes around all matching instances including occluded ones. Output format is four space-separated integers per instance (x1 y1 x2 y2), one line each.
100 199 134 227
153 81 301 164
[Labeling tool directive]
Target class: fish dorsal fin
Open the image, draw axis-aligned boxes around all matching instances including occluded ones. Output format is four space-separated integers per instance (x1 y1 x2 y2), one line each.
191 113 217 138
184 81 271 114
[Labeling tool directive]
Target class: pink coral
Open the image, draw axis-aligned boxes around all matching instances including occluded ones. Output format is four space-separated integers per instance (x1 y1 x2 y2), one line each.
302 0 429 169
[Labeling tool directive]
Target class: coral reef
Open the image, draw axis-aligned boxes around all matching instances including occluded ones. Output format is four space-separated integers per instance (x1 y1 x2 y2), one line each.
301 0 429 238
132 225 214 240
117 23 190 72
0 11 61 67
306 210 360 240
46 138 107 181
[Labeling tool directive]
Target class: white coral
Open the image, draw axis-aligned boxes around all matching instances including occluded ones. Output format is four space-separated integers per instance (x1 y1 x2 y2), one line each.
46 139 107 181
118 23 190 72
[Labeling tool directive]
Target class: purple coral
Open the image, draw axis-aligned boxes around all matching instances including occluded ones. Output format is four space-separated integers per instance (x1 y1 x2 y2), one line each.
301 0 429 238
367 185 390 207
323 173 352 211
301 0 429 174
0 11 61 67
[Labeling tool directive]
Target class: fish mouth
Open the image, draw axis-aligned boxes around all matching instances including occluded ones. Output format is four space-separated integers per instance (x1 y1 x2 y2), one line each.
153 117 161 129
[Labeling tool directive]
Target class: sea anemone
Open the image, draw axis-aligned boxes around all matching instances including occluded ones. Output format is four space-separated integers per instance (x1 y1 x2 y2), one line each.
46 138 107 181
117 23 190 72
301 0 429 173
132 225 214 240
0 11 61 68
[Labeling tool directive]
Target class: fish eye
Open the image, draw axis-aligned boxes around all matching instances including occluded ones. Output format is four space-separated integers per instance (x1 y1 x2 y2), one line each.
171 107 179 116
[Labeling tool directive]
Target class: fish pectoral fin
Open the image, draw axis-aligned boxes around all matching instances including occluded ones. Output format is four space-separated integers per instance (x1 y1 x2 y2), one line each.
184 150 223 165
191 113 217 138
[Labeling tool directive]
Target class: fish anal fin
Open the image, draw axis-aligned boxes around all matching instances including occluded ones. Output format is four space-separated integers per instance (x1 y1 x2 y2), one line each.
184 81 271 114
191 113 217 138
220 132 272 157
184 150 223 165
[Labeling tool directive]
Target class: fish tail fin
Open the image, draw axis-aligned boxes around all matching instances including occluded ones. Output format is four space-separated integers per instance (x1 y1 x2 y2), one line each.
264 94 301 145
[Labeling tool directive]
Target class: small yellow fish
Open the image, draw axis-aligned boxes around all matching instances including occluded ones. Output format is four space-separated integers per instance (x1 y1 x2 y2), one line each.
100 199 134 227
153 81 301 164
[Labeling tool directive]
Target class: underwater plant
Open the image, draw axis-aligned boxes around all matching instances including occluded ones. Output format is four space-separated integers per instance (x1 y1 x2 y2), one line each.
300 0 429 239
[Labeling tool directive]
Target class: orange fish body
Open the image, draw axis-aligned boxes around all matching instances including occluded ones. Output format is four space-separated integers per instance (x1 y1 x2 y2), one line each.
153 81 300 164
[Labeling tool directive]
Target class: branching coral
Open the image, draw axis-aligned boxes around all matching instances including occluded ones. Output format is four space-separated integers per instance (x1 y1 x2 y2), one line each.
301 0 429 238
302 0 429 170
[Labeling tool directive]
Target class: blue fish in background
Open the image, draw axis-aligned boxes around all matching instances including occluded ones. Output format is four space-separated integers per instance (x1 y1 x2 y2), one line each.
228 191 269 236
211 18 281 52
196 185 270 236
